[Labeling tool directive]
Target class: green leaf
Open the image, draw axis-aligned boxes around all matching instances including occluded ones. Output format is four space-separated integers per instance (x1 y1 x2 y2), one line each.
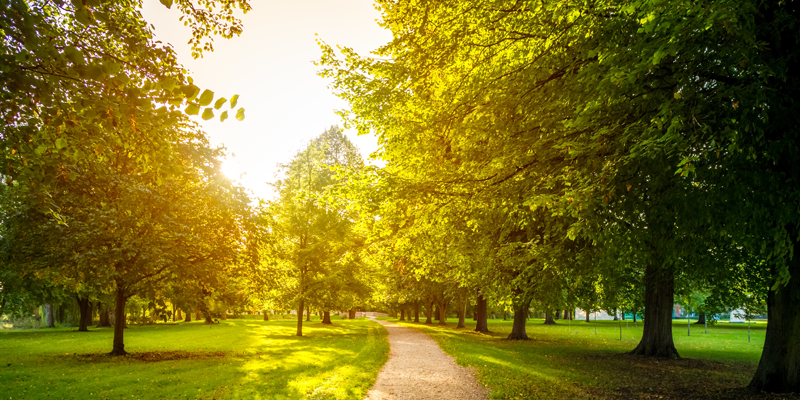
161 77 177 91
75 6 93 26
230 94 239 108
185 104 200 115
220 110 229 122
181 85 200 99
198 89 214 106
201 108 214 120
159 0 173 8
235 108 245 121
55 138 68 150
64 47 84 64
214 98 227 109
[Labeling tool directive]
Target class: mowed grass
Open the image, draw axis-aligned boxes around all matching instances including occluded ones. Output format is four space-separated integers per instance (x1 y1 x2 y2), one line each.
390 317 792 400
0 316 389 400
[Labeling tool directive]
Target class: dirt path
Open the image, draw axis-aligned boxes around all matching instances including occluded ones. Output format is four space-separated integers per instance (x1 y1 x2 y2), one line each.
365 317 488 400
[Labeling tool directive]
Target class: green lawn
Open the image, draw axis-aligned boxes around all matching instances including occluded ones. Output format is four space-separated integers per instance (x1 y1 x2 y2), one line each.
0 316 389 400
390 317 781 399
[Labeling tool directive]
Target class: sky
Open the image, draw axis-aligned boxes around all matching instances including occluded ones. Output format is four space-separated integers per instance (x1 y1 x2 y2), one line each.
140 0 392 201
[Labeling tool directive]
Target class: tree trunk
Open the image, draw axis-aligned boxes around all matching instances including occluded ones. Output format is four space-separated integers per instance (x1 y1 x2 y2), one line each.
221 310 227 320
110 287 128 356
196 311 201 320
544 310 556 325
437 301 448 326
749 237 800 393
349 309 356 319
399 308 405 321
184 309 192 322
414 301 420 323
200 304 214 324
44 304 55 328
425 300 433 324
296 300 304 336
263 310 269 321
693 312 706 325
456 299 466 329
507 299 531 340
322 311 332 324
474 293 489 333
629 263 679 358
555 310 561 320
586 310 591 322
434 304 440 321
97 302 112 327
76 296 90 331
633 311 637 323
613 308 619 321
306 305 311 322
176 308 183 321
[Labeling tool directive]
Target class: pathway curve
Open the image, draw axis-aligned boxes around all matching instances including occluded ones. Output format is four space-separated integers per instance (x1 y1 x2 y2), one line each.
365 317 488 400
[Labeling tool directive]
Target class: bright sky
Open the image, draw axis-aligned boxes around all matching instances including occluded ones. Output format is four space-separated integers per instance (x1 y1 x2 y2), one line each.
140 0 391 201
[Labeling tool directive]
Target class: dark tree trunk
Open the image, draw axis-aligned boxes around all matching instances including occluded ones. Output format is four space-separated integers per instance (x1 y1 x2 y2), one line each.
586 310 591 322
414 301 420 323
613 308 619 321
76 296 90 331
437 301 448 326
200 304 214 324
629 263 679 358
563 309 570 320
296 300 304 336
434 304 440 321
474 293 489 333
425 300 433 324
399 308 405 321
507 299 531 340
263 310 269 321
633 311 637 323
110 287 127 356
349 309 356 319
749 236 800 393
322 311 332 324
306 305 310 322
544 311 556 325
44 304 55 328
184 309 192 322
555 310 561 320
693 312 706 325
196 311 201 320
456 299 466 329
176 308 183 321
97 302 111 327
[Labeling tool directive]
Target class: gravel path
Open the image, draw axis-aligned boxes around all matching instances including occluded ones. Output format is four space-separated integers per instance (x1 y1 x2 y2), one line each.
365 317 489 400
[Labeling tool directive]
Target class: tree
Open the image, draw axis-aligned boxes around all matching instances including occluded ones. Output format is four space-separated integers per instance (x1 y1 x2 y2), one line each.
262 126 367 336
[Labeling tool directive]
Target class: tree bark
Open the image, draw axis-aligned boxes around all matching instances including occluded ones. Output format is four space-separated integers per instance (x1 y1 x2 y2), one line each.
322 311 332 324
749 237 800 393
507 299 531 340
425 300 433 324
474 293 489 333
349 309 356 319
221 310 227 320
306 305 311 322
555 310 561 320
110 287 127 356
456 299 466 329
544 310 556 325
629 263 679 358
200 304 214 324
44 304 55 328
586 310 591 322
196 311 201 320
399 308 405 321
76 296 90 331
434 304 440 321
414 301 420 323
97 302 112 327
437 300 449 326
176 308 183 321
184 309 192 322
263 310 269 321
296 299 304 336
693 312 706 325
613 308 619 321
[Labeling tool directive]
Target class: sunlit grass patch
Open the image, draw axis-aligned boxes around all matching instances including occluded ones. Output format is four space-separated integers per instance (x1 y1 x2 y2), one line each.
393 317 773 399
0 316 388 399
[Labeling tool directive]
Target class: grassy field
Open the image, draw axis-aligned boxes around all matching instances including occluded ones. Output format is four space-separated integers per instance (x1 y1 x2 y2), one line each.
389 317 791 400
0 315 389 400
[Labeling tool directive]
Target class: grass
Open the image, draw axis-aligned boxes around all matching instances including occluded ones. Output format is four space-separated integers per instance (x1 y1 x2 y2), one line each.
0 315 389 400
388 317 791 400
